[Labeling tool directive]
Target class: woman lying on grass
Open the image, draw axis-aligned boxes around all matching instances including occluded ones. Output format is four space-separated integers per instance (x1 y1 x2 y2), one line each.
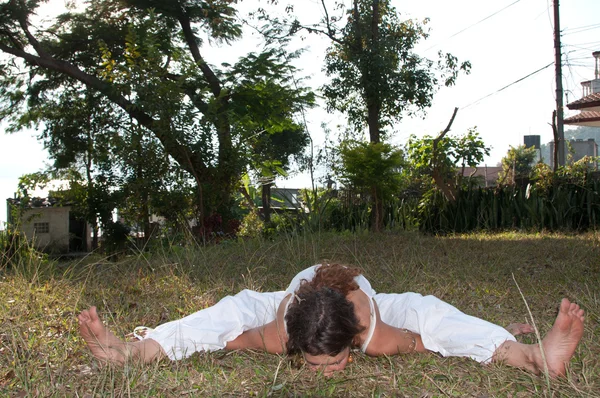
79 263 585 377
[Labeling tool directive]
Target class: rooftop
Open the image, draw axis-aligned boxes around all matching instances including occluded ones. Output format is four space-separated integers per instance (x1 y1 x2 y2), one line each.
566 92 600 111
564 111 600 127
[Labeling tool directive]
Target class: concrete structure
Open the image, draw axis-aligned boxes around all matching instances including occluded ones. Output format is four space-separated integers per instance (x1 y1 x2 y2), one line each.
548 139 599 169
6 198 91 253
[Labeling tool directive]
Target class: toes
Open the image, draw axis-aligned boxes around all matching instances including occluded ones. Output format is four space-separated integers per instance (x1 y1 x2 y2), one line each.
78 311 90 323
560 298 571 313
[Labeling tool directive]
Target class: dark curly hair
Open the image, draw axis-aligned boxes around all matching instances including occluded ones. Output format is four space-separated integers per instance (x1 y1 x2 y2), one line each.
285 263 365 356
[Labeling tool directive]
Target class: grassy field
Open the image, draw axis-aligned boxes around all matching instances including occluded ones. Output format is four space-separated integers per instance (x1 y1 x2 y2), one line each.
1 231 599 397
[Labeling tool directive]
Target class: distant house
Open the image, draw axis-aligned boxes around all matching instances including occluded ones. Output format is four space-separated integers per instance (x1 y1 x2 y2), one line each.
269 188 303 210
6 197 91 254
565 51 600 128
459 166 502 187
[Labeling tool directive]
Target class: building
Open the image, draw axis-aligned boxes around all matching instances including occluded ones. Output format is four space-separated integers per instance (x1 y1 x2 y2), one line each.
460 166 502 187
6 197 91 254
548 139 599 169
565 51 600 128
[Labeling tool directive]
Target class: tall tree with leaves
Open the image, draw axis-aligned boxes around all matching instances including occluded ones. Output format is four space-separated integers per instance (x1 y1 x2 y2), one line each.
0 0 314 230
257 0 470 143
322 0 470 144
34 86 123 249
256 0 470 230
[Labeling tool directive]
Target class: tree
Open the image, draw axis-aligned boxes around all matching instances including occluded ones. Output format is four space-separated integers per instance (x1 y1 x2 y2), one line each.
255 0 469 230
335 140 404 231
405 126 490 201
32 86 124 249
498 145 537 185
321 0 470 144
0 0 314 230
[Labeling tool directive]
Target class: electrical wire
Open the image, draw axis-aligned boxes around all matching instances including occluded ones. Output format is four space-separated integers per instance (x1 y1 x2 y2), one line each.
563 23 600 32
563 25 600 36
461 62 554 109
424 0 523 52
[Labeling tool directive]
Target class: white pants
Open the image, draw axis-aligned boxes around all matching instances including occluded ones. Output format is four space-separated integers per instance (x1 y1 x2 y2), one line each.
145 289 515 363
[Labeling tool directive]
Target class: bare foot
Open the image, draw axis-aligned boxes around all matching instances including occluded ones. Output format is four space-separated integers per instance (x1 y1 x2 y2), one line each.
536 298 585 377
506 323 535 336
78 306 128 364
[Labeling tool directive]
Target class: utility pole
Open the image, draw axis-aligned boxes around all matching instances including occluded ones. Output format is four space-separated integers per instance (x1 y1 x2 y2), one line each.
553 0 565 166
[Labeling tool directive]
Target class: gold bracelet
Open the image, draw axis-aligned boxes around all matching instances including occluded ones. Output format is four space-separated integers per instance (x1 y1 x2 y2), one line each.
402 329 416 354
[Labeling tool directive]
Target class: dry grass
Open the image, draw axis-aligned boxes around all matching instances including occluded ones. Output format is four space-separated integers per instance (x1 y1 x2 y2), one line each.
1 231 599 397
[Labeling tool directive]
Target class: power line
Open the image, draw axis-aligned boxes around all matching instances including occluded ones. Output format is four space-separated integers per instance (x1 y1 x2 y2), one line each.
563 23 600 32
563 25 600 36
461 62 554 109
424 0 523 51
565 40 600 47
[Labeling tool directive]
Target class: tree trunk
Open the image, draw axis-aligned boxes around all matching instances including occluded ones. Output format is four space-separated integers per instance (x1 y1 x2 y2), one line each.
91 224 99 250
141 191 150 244
261 182 272 223
370 185 383 232
367 102 381 144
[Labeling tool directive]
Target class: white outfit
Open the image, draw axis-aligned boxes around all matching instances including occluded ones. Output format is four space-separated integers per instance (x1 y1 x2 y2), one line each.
145 265 515 363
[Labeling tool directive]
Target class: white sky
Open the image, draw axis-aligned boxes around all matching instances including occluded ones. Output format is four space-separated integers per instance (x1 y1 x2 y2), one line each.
1 0 599 226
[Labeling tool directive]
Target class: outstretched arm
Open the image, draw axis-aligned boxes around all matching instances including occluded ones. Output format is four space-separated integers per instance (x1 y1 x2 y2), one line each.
225 320 287 354
225 295 290 354
364 321 427 357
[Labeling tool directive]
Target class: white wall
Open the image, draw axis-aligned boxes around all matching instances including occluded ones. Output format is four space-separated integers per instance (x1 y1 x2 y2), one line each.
19 207 71 253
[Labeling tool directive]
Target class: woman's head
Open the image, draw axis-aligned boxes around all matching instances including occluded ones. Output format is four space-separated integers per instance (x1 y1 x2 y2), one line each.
285 285 363 357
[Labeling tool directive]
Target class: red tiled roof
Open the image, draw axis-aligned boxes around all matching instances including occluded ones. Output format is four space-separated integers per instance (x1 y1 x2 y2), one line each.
564 111 600 125
567 93 600 110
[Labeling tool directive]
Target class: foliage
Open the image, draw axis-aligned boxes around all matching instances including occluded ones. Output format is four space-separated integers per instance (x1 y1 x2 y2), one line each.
321 0 470 143
253 0 469 231
405 128 490 196
418 165 600 233
237 209 264 238
101 220 132 257
498 145 538 185
0 0 314 227
324 139 406 232
336 141 405 195
0 228 39 270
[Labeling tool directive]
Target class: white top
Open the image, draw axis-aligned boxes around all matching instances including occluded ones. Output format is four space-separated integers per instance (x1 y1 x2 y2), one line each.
283 264 377 353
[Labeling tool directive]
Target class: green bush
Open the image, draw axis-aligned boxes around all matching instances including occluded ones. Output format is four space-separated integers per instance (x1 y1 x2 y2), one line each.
0 228 44 270
238 210 264 238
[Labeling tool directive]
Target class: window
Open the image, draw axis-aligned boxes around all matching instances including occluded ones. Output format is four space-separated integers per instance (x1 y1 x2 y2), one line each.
34 222 50 234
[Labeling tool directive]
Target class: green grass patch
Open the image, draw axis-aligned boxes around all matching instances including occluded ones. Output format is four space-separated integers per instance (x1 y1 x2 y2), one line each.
1 231 598 396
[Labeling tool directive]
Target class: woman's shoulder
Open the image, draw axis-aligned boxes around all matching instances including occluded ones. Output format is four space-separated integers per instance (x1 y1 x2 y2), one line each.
346 289 376 345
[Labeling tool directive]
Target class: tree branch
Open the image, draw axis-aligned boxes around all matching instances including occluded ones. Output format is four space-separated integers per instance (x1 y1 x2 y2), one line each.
16 10 50 58
176 10 222 97
0 42 200 176
431 107 459 202
370 0 379 43
434 107 458 142
320 0 336 39
165 73 210 113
